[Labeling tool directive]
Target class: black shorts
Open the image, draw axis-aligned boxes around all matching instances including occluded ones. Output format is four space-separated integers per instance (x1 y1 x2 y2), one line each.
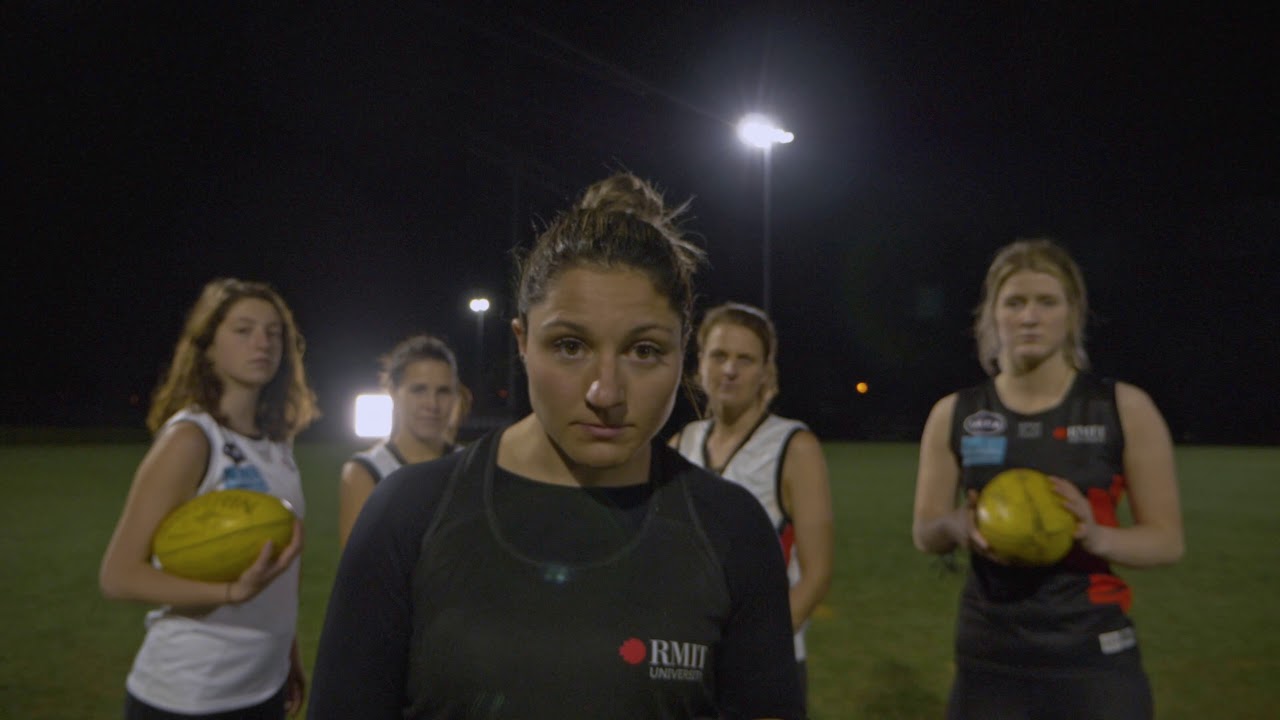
946 662 1152 720
124 684 286 720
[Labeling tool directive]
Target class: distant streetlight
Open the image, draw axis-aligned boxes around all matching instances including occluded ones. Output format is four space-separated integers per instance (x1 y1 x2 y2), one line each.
736 113 794 316
469 297 490 409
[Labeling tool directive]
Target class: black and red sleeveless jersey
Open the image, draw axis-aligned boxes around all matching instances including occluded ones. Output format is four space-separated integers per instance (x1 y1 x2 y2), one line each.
948 373 1143 674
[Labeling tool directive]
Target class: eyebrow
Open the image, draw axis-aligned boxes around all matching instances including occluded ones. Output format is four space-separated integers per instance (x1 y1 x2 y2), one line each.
226 316 283 328
539 319 677 338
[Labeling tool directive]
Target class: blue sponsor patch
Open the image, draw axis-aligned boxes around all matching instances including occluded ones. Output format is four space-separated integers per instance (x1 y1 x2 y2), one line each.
961 435 1007 466
220 465 269 493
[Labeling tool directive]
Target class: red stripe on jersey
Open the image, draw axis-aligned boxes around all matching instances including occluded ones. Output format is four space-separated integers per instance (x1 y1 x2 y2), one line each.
1088 573 1133 613
778 522 795 562
1087 473 1127 528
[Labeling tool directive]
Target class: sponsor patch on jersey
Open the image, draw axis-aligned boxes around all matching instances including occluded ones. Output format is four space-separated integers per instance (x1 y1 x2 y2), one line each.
220 465 269 493
960 435 1007 466
1017 421 1042 439
619 637 708 682
962 410 1007 436
1098 627 1137 655
1053 424 1107 444
223 441 247 464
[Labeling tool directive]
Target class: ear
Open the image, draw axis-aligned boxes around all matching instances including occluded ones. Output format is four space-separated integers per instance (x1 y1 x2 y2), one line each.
511 317 528 358
762 363 779 407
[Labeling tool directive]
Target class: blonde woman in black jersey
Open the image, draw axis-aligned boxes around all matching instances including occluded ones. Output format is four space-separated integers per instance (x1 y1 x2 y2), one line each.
913 238 1184 719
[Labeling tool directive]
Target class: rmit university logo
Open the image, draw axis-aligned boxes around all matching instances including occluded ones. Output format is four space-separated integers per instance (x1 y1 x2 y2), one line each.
1052 424 1107 444
618 637 708 682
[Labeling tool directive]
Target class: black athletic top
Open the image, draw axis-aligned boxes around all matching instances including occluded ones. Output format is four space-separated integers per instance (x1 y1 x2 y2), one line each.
949 373 1142 675
308 429 803 720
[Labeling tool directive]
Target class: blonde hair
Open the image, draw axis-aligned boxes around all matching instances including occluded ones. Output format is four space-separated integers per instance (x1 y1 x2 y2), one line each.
147 278 319 441
973 238 1090 376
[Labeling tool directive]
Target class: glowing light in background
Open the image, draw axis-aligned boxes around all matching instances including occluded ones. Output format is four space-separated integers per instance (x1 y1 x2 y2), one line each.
353 393 392 438
736 113 794 149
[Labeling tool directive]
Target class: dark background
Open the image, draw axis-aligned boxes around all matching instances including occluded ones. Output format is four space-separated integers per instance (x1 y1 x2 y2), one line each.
5 2 1277 444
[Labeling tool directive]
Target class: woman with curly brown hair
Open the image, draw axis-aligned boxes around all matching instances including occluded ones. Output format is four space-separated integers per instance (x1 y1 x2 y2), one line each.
100 278 318 719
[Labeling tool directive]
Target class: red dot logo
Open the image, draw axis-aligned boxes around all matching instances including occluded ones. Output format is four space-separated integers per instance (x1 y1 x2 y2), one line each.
618 638 646 665
1052 426 1068 440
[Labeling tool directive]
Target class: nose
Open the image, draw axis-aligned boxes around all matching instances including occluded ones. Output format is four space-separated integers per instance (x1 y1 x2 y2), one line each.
252 327 273 349
585 356 625 411
721 358 737 378
1018 304 1040 325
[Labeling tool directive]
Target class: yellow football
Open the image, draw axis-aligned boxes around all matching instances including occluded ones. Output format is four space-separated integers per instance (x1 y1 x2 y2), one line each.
152 489 295 582
976 467 1077 566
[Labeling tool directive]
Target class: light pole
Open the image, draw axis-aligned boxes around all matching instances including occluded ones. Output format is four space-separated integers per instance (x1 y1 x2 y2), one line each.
736 113 794 316
469 297 490 410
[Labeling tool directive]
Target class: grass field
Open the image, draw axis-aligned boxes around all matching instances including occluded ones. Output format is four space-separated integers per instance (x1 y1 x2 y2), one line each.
1 441 1277 718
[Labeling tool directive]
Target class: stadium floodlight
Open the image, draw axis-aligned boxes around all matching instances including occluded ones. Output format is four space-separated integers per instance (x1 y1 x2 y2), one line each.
353 393 393 438
736 114 794 149
736 113 794 315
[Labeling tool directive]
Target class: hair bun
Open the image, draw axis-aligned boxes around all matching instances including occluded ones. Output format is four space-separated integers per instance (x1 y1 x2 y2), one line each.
576 173 672 228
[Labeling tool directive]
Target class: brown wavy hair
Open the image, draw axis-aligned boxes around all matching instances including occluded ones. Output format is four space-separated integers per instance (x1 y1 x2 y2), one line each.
147 278 319 441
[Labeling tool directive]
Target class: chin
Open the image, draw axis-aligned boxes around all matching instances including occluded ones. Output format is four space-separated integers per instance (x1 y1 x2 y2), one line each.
561 440 646 471
1011 350 1057 368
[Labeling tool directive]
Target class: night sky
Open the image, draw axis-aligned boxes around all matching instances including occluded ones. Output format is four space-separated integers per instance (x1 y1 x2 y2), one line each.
6 3 1277 444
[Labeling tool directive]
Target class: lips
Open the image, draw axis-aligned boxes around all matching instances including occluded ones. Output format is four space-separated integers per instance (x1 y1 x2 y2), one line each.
577 422 627 440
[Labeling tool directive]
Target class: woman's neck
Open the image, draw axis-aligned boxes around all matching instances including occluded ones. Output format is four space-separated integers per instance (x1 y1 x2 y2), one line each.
497 415 650 488
217 386 261 437
994 354 1076 415
708 398 767 441
391 431 449 464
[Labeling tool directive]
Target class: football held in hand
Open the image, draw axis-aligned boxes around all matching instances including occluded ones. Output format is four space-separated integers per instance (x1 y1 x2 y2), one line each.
976 468 1077 565
152 489 296 582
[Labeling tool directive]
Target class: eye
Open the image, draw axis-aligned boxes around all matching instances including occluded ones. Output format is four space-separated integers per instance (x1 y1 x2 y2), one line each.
552 338 586 358
1002 297 1024 309
631 342 667 362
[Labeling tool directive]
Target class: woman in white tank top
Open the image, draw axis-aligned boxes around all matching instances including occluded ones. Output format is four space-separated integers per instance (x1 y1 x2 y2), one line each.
670 301 834 708
99 278 319 718
338 334 469 549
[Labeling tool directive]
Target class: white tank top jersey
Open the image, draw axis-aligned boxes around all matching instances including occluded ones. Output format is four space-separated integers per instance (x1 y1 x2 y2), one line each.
350 439 406 483
125 408 304 714
676 414 811 660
